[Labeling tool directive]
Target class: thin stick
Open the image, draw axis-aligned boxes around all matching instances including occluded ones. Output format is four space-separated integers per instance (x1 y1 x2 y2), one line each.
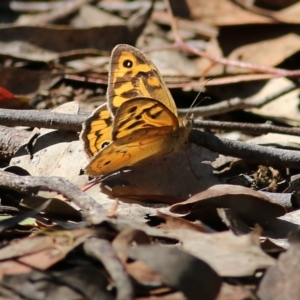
178 82 297 117
0 109 85 131
190 130 300 168
0 172 106 224
193 120 300 137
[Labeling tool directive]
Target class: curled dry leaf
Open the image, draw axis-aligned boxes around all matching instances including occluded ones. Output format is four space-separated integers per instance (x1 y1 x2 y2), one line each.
126 245 222 300
2 267 113 300
101 144 221 204
112 228 168 287
0 228 94 280
142 226 275 277
113 223 276 278
21 196 81 220
157 211 212 233
170 184 286 224
257 231 300 300
284 174 300 205
85 182 166 222
261 209 300 246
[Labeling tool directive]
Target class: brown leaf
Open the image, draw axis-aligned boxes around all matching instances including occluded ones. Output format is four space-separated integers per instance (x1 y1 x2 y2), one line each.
0 228 94 279
2 267 113 300
102 144 220 204
170 184 286 224
0 68 58 96
21 196 81 220
126 245 222 300
257 231 300 300
157 211 211 233
10 102 89 188
141 226 275 277
186 0 273 25
227 33 300 74
216 282 254 300
248 78 300 127
0 2 151 52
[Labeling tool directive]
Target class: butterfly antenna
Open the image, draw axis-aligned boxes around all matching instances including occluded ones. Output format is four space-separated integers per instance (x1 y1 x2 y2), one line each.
185 79 211 119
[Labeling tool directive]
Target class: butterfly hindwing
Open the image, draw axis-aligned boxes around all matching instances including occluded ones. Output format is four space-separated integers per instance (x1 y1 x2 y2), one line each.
85 126 177 177
80 103 112 158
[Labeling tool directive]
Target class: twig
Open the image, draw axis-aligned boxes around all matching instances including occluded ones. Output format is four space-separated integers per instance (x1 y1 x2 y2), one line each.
0 172 106 224
10 1 66 12
1 111 300 169
66 72 289 90
0 109 85 131
163 0 182 44
178 82 298 117
190 130 300 168
182 43 300 77
193 120 300 137
167 74 284 88
84 238 133 300
1 80 296 131
233 0 289 23
98 1 165 13
4 110 300 145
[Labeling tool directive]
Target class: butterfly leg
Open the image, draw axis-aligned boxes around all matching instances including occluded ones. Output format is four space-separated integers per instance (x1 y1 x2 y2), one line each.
180 146 200 180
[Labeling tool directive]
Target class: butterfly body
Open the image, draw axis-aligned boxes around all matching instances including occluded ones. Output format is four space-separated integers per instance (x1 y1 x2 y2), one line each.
81 44 192 177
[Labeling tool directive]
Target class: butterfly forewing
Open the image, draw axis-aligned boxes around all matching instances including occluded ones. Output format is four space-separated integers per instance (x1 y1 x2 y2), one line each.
112 98 179 140
108 44 177 116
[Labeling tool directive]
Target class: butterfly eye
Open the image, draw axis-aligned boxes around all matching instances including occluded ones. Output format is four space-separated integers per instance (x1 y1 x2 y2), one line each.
123 59 133 68
101 141 110 149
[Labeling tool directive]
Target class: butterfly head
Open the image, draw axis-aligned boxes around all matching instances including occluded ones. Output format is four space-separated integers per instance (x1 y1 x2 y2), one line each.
183 114 194 130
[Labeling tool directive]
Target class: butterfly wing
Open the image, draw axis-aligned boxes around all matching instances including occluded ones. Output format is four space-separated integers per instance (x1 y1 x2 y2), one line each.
85 126 176 177
112 97 179 139
108 44 177 116
80 103 112 158
85 98 184 177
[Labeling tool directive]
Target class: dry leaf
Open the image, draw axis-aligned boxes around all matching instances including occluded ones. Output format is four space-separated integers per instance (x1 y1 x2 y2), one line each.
257 231 300 300
101 144 221 203
170 184 286 224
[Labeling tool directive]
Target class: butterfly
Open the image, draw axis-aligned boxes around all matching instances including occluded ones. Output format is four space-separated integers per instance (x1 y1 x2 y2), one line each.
80 44 192 177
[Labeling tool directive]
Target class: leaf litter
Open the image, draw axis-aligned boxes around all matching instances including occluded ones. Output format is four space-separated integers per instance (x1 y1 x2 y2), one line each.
0 0 300 299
